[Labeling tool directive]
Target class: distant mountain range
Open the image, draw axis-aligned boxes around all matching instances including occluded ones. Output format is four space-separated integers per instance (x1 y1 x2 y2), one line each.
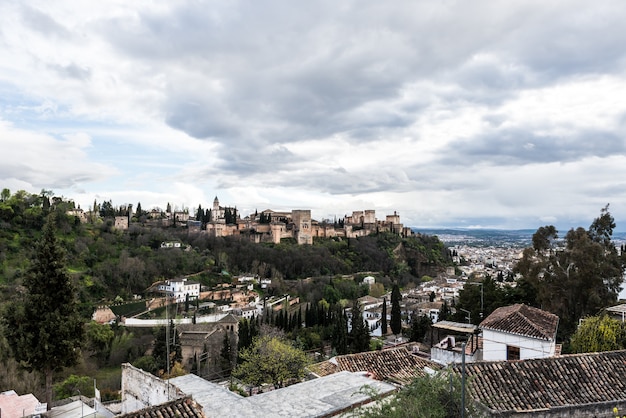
412 228 626 248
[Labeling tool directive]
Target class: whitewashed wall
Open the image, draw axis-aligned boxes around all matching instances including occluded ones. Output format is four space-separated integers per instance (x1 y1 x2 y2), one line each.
482 329 555 361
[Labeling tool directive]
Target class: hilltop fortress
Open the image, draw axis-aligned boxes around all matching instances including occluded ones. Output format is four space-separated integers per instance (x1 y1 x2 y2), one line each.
70 196 414 245
202 197 413 245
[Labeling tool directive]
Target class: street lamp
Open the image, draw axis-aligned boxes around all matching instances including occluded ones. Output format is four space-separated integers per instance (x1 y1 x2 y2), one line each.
75 389 83 418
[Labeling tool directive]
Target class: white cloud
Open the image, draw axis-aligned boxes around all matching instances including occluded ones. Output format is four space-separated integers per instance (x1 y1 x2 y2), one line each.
2 1 626 230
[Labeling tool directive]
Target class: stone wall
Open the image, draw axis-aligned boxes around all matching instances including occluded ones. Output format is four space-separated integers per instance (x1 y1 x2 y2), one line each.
120 363 184 414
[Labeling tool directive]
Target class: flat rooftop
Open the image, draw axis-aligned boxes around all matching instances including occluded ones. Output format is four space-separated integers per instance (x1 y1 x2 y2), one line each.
171 371 397 417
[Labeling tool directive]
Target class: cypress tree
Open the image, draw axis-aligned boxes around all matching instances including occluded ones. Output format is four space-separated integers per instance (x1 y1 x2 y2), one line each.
238 319 251 351
220 333 233 372
296 309 302 329
349 301 370 353
391 284 402 336
4 215 84 407
331 306 349 355
381 297 388 335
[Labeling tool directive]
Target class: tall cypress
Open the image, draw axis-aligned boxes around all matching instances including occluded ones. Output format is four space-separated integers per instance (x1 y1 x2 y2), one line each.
391 284 402 336
349 301 370 353
331 306 349 355
4 215 85 408
381 297 388 335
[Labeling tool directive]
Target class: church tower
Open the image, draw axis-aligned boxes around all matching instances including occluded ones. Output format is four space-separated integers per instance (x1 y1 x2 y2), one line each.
212 196 219 222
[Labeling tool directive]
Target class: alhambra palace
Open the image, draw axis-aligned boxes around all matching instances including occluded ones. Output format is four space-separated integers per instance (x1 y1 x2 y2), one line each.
70 196 414 245
204 197 413 244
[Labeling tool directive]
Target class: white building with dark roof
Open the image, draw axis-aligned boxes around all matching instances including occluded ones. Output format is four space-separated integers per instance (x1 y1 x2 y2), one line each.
480 303 559 361
157 278 200 303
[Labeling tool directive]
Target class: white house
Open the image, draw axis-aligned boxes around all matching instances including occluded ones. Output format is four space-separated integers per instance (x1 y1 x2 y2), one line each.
362 276 376 287
158 278 200 303
480 304 559 361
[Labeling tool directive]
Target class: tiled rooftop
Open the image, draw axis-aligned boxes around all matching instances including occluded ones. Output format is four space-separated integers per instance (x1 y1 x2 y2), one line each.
0 391 41 418
479 303 558 341
455 350 626 414
119 396 205 418
308 347 441 385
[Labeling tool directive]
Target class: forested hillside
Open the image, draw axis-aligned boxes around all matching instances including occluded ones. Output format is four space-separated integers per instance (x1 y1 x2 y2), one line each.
0 189 452 313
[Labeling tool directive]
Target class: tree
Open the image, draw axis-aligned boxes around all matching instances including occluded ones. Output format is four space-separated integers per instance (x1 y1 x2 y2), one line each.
233 336 308 388
381 297 388 335
390 284 402 336
455 277 504 325
152 320 181 375
369 282 385 298
135 202 144 221
331 306 349 355
515 206 625 341
349 301 370 353
54 375 94 400
3 215 85 407
99 200 115 217
220 333 234 372
438 300 452 322
570 315 626 353
351 371 472 418
85 321 115 366
410 313 431 343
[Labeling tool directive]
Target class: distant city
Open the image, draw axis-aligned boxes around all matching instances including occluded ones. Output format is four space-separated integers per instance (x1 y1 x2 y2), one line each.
414 228 626 248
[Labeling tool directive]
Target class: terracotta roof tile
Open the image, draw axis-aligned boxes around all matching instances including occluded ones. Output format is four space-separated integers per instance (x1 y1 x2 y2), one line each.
479 304 558 341
119 396 205 418
309 347 441 385
454 350 626 414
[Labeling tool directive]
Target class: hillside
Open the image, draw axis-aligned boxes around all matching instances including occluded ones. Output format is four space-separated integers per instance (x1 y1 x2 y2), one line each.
0 191 452 314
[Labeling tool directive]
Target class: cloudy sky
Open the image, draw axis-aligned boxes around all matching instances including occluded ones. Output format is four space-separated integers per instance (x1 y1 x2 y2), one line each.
1 0 626 230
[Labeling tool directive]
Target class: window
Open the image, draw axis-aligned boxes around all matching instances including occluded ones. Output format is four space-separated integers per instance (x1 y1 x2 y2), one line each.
507 345 520 361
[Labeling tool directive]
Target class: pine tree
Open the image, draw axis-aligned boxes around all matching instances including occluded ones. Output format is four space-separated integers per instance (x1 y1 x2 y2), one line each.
391 284 402 336
4 215 85 408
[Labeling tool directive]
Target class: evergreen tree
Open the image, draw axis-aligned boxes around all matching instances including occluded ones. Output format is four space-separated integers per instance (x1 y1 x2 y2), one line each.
296 309 302 330
152 320 181 374
410 313 431 343
381 297 388 335
349 301 370 353
220 333 234 372
238 318 251 354
331 307 349 355
3 215 85 407
439 300 451 321
390 284 402 336
135 201 144 221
